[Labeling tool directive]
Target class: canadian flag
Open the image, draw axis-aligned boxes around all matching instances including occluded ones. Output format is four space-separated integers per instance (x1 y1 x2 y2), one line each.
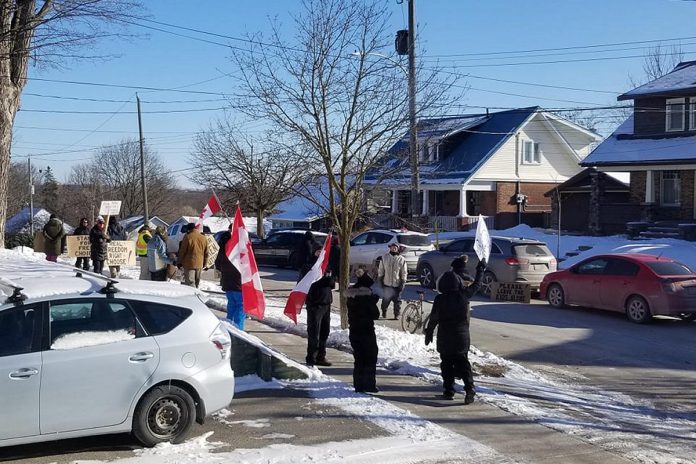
195 194 222 229
226 206 265 319
283 232 332 323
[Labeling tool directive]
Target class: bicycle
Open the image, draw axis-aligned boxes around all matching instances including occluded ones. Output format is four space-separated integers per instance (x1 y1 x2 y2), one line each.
400 290 431 334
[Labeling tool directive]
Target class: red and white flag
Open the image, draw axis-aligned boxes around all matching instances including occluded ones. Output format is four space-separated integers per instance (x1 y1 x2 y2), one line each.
195 194 222 229
226 206 265 319
283 233 332 323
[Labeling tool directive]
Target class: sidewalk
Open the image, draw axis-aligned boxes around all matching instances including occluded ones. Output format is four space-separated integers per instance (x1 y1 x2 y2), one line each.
244 317 633 464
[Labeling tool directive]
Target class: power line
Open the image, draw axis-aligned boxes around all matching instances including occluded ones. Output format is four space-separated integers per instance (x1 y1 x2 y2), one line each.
23 92 228 104
18 107 227 114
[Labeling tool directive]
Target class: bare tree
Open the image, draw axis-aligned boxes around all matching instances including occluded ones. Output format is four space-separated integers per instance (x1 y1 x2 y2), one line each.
232 0 457 327
6 160 43 217
69 139 177 220
637 43 685 84
0 0 144 247
189 119 302 238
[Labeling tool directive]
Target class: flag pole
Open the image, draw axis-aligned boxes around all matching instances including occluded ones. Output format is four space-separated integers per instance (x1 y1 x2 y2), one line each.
212 189 233 225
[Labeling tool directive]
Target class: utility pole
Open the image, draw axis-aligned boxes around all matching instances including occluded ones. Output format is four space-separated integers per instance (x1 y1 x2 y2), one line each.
136 94 150 224
28 156 34 237
407 0 419 220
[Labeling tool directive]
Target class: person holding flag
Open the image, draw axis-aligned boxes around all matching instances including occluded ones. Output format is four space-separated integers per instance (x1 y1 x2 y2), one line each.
284 232 334 367
216 223 244 329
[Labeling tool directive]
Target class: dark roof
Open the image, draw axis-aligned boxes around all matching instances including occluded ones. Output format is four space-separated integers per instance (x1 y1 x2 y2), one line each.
372 107 539 185
618 61 696 101
544 168 630 197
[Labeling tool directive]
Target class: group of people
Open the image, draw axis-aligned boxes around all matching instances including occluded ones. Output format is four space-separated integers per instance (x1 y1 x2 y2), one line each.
141 222 209 286
298 234 485 403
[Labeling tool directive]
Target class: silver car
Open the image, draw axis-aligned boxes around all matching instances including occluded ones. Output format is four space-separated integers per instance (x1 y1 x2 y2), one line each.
0 276 234 448
417 236 557 295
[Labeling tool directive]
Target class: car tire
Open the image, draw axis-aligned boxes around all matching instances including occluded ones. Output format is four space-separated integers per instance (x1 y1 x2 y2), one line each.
547 284 566 308
132 385 196 447
480 272 496 297
625 295 652 324
418 263 435 289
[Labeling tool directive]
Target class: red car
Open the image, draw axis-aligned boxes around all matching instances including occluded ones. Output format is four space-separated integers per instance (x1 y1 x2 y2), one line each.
540 253 696 323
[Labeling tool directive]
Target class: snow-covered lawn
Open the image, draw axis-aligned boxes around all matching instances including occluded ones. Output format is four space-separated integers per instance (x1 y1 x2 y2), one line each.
3 229 696 463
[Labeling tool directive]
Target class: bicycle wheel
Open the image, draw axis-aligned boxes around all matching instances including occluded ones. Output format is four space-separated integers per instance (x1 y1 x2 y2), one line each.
401 303 422 334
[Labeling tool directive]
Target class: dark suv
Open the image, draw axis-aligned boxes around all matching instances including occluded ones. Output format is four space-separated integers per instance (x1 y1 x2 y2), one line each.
416 235 557 295
253 230 327 269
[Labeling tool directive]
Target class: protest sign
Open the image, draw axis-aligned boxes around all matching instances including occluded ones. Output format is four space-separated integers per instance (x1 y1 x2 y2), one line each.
67 235 90 258
491 282 532 304
99 201 122 216
106 240 136 266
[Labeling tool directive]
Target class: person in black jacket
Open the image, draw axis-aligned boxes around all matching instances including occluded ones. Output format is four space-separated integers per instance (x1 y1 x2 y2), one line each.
328 235 341 280
302 246 335 367
424 257 486 403
107 216 127 278
295 230 315 271
73 217 91 271
89 216 110 275
215 228 245 329
346 268 380 393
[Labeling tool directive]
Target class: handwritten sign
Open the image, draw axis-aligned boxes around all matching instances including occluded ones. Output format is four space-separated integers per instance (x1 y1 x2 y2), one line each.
67 235 91 258
490 282 531 304
106 240 136 266
99 200 122 216
33 231 46 253
205 234 219 270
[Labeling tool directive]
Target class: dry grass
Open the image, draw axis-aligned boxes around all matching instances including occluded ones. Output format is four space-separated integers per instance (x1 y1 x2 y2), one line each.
476 363 509 378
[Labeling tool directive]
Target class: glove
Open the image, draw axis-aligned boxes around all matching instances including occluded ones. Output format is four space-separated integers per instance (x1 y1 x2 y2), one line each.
424 330 433 346
476 259 487 272
397 284 405 295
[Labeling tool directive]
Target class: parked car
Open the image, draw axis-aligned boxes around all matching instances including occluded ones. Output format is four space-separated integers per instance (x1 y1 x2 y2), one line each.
349 229 434 275
0 276 234 448
253 230 328 269
416 235 557 295
167 223 211 253
540 253 696 324
214 229 261 245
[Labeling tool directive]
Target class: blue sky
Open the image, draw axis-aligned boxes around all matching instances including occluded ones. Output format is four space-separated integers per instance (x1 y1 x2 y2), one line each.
12 0 696 187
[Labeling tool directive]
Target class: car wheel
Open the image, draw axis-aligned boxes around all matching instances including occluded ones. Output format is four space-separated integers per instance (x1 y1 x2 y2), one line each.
480 272 496 297
547 284 566 308
625 295 652 324
133 385 196 447
678 313 696 322
418 263 435 289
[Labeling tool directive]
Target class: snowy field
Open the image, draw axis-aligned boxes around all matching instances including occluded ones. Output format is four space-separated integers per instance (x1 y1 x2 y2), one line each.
2 227 696 463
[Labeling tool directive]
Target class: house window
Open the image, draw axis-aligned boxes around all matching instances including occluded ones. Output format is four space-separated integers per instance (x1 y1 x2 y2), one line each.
690 100 696 130
521 140 541 164
661 171 681 206
666 98 685 132
420 142 439 162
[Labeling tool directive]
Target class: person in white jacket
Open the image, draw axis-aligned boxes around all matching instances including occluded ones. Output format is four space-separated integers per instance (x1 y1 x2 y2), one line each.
377 243 408 319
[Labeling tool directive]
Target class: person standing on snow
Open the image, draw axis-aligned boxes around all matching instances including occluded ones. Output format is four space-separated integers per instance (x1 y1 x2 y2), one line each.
89 216 109 274
136 225 152 280
424 257 486 403
106 216 127 278
346 268 380 393
177 223 209 288
42 214 65 262
377 242 408 319
73 217 91 270
295 230 315 271
215 225 245 329
302 246 335 367
147 226 174 281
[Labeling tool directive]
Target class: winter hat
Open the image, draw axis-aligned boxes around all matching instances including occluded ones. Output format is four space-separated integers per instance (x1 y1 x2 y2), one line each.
96 215 105 223
155 225 167 236
451 256 468 273
388 242 399 250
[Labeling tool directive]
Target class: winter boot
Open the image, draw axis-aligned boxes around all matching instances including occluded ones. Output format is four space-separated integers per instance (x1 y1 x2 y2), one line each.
381 310 387 319
443 390 455 400
315 358 332 367
464 390 476 405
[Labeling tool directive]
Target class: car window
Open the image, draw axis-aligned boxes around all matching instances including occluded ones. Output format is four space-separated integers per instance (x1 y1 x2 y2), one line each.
575 258 609 275
49 300 137 350
446 239 471 253
397 234 431 246
513 244 552 257
352 233 369 246
129 301 192 335
605 258 640 276
646 261 694 276
0 305 38 357
490 243 503 254
265 234 286 246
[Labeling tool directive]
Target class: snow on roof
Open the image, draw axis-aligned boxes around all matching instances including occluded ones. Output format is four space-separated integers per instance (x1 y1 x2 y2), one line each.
5 207 51 235
581 115 696 166
619 61 696 100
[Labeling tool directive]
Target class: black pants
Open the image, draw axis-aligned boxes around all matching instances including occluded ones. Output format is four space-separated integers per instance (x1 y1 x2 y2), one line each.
380 286 402 318
440 352 474 394
93 260 104 274
151 269 167 281
350 328 378 391
76 257 90 270
306 305 331 364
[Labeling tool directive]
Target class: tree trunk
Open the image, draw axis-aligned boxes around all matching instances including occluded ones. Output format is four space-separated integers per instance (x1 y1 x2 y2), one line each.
0 86 21 249
338 226 352 329
256 209 265 239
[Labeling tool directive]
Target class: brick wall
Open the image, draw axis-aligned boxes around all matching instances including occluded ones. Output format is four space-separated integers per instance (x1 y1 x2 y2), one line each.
495 181 558 228
630 171 646 203
629 170 696 221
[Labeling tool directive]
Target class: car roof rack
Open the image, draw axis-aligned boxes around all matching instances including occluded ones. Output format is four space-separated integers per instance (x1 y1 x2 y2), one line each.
0 276 28 305
54 262 120 295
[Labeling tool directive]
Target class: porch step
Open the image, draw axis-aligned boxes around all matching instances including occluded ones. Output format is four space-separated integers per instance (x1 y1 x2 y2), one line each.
646 226 681 234
639 231 681 239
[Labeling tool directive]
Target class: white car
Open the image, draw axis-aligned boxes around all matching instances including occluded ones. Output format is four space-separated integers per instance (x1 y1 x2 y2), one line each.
349 229 434 275
0 274 234 448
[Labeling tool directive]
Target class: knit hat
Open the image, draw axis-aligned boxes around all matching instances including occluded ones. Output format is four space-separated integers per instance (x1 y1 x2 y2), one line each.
96 215 105 223
451 256 468 273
